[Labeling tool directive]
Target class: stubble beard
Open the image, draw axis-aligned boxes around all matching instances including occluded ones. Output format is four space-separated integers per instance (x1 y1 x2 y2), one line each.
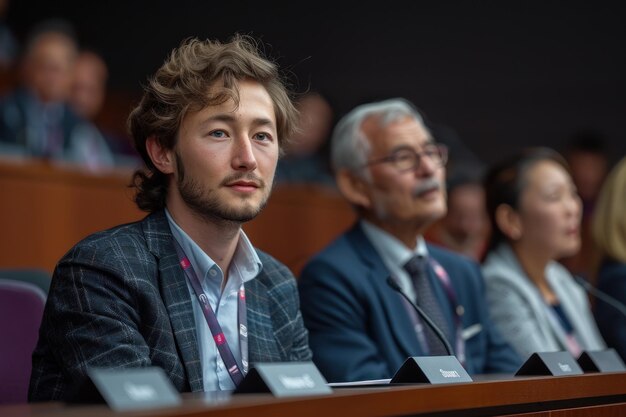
175 153 271 225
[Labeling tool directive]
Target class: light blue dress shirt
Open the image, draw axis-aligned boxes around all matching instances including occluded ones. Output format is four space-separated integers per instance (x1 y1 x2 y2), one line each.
165 209 262 391
360 220 428 304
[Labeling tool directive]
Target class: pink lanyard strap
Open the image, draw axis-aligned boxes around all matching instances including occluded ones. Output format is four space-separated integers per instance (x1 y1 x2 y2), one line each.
173 239 248 386
428 257 466 365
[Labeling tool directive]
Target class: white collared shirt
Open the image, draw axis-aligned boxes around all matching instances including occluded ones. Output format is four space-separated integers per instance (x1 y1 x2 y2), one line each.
360 220 428 304
165 209 262 391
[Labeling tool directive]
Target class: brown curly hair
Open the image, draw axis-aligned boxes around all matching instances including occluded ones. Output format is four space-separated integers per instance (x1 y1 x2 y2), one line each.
128 35 298 212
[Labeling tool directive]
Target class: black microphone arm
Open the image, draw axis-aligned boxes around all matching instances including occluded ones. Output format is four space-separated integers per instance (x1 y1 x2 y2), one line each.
573 275 626 317
386 277 454 356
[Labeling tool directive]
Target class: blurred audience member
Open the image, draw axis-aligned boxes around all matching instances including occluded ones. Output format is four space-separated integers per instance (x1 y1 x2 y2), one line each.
428 122 485 181
560 131 610 280
427 172 490 261
70 49 140 167
70 50 107 121
275 91 334 186
482 147 605 360
565 131 610 213
591 156 626 361
0 0 17 70
0 20 114 170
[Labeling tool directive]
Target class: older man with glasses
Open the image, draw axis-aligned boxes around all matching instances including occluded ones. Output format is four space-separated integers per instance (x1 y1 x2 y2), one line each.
298 98 521 383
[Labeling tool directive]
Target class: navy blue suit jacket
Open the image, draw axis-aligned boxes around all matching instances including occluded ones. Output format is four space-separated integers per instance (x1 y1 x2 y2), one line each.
298 223 521 382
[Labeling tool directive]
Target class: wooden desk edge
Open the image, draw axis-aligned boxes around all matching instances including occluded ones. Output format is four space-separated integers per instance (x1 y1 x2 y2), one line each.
4 372 626 417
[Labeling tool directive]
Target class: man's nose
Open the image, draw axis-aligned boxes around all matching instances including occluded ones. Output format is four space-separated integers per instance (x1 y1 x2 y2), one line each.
231 137 258 171
414 152 438 177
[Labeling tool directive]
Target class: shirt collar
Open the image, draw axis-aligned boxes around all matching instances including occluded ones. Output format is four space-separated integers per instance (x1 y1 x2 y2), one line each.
360 219 429 267
232 227 262 282
165 208 262 283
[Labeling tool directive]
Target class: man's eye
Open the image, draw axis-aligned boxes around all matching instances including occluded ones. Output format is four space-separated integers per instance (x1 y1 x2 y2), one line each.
209 130 226 138
393 152 414 162
255 132 272 142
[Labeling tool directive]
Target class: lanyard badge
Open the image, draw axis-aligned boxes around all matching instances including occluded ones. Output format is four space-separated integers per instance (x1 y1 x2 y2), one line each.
173 239 248 386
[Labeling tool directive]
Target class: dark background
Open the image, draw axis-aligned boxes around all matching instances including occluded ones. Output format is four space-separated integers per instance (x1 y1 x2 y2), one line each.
6 0 626 166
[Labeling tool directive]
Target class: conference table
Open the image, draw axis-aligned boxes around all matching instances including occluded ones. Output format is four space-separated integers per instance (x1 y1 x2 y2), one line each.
2 372 626 417
2 161 626 417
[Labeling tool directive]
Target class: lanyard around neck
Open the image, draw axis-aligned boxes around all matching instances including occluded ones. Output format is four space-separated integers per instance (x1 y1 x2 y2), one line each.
173 238 248 386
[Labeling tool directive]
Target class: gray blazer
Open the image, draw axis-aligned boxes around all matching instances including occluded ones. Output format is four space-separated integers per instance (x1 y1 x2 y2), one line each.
29 210 311 401
482 243 605 360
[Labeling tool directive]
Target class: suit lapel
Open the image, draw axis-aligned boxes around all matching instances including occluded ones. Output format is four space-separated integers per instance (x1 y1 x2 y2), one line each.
346 224 425 359
142 211 204 392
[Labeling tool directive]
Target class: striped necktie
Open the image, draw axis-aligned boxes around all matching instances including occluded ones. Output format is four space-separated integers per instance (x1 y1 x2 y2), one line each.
403 255 451 355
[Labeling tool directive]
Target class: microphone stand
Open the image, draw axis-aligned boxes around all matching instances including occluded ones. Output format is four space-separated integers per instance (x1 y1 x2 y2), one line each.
573 275 626 317
386 277 454 356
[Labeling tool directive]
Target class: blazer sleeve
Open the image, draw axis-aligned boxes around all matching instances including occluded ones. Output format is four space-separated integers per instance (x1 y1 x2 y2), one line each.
285 284 313 362
272 262 313 362
485 277 554 361
254 253 312 362
29 240 157 401
299 260 391 382
453 260 522 373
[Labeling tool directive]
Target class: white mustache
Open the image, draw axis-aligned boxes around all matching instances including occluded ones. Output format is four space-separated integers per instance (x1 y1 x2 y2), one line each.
413 178 442 196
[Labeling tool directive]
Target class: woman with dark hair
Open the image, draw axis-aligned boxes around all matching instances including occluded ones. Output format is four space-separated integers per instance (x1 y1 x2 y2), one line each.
481 147 605 360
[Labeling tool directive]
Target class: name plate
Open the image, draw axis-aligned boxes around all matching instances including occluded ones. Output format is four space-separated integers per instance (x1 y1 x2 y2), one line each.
234 362 332 397
578 349 626 373
515 352 583 376
391 356 473 384
67 367 181 411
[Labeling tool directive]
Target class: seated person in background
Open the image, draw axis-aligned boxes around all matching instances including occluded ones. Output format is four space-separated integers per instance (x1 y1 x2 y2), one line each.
482 147 605 361
274 91 335 186
69 51 107 122
298 98 521 383
70 49 141 168
0 0 18 70
591 155 626 361
560 131 611 281
29 35 311 402
0 20 114 170
426 172 490 262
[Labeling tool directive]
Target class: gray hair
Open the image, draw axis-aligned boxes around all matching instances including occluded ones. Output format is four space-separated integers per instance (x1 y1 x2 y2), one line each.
330 98 429 175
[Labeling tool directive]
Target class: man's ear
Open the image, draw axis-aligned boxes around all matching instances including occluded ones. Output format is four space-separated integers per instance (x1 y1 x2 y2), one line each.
495 203 523 240
336 169 372 209
145 136 175 174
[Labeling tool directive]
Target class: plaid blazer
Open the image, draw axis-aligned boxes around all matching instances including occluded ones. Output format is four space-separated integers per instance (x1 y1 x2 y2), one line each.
29 210 311 401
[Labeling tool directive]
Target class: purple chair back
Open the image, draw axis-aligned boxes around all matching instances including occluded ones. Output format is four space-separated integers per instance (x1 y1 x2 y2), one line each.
0 279 46 404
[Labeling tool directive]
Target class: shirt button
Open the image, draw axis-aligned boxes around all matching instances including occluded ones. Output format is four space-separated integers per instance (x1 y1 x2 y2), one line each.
209 269 217 277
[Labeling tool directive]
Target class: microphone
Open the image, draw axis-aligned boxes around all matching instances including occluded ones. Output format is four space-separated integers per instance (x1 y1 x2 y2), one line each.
386 277 454 356
573 275 626 317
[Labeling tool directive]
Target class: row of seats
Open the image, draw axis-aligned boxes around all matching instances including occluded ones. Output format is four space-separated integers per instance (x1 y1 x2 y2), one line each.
0 269 50 404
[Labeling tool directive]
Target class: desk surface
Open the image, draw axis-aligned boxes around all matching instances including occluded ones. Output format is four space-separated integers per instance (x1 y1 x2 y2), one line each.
3 372 626 417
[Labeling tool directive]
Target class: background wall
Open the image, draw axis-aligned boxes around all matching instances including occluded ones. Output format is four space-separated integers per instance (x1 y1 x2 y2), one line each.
6 0 626 166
